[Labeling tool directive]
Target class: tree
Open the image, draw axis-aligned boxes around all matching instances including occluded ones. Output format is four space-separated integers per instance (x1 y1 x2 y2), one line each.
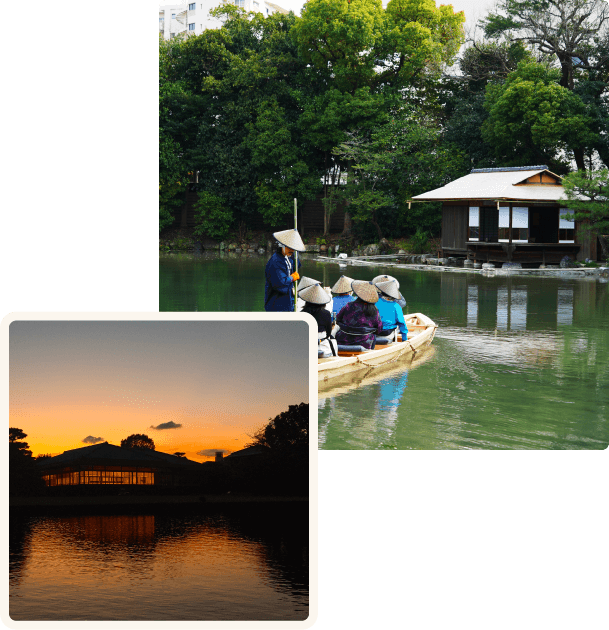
482 61 598 171
120 434 156 450
481 0 609 168
562 168 609 259
482 0 609 90
292 0 466 235
173 452 186 458
248 402 309 451
192 190 233 240
333 108 468 239
9 428 44 496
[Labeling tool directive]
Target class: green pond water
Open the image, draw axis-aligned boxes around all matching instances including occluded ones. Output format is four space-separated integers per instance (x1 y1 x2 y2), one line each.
160 252 609 450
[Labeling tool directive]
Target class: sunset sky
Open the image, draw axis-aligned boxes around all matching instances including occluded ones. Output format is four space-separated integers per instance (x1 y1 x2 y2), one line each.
9 320 309 462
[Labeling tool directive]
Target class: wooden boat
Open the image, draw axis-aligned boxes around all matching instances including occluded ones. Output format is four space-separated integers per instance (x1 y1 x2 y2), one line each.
318 313 438 382
319 344 436 398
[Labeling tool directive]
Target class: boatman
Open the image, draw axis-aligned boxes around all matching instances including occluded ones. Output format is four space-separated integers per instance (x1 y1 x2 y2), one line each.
264 228 306 312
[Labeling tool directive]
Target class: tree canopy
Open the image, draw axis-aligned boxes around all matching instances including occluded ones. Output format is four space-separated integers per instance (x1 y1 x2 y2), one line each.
120 434 156 450
562 168 609 258
248 402 309 451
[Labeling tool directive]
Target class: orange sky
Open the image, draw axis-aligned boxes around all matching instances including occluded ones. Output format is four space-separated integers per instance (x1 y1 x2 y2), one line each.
9 320 309 462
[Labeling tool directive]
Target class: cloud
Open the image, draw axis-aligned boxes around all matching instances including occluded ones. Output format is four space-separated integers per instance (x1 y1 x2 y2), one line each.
149 421 182 430
197 448 231 457
82 435 104 444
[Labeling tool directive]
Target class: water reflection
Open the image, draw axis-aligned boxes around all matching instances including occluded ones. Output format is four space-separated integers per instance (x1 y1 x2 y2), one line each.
319 271 609 450
10 507 308 621
441 274 578 332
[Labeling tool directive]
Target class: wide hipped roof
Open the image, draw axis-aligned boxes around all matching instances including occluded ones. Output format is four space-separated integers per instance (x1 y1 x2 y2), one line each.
412 167 568 202
37 442 201 469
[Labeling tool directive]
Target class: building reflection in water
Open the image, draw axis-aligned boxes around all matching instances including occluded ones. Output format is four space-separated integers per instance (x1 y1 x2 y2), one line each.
447 275 575 333
9 507 308 621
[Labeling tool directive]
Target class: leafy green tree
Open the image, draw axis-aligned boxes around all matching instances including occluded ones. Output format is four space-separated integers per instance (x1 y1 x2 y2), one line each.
334 108 468 239
482 0 609 90
292 0 465 95
562 169 609 259
121 434 156 450
481 0 609 167
192 191 233 240
292 0 465 234
482 61 598 171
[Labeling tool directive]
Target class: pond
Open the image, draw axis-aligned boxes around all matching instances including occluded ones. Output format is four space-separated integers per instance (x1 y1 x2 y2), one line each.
9 504 308 621
160 253 609 450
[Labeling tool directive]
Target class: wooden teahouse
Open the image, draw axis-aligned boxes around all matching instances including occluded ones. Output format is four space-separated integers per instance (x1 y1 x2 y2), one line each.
412 166 598 265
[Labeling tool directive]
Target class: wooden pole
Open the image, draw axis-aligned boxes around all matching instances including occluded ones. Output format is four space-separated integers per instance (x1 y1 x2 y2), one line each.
294 198 298 313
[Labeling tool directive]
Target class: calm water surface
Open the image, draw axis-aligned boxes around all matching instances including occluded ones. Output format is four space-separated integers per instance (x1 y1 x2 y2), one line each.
10 505 308 620
160 253 609 449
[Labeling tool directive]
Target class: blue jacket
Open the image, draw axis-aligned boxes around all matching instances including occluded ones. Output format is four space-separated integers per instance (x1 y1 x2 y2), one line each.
264 251 302 312
331 294 355 317
376 297 407 336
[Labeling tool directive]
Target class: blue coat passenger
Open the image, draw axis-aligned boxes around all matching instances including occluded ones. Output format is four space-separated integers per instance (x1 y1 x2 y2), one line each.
264 250 302 312
376 297 408 337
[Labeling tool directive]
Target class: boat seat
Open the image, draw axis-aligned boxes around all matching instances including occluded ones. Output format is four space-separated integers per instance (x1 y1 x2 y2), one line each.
375 336 393 345
337 344 369 353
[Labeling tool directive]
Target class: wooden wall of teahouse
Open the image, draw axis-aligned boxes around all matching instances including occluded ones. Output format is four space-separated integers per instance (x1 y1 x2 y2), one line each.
441 203 468 251
180 187 346 234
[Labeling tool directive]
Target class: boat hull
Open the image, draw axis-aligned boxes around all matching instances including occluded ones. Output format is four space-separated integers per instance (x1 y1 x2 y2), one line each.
318 313 437 382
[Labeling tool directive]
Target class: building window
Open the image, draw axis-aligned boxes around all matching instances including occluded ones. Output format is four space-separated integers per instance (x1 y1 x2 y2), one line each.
189 22 195 30
498 206 529 242
189 2 196 9
559 208 575 242
235 0 245 6
468 207 479 241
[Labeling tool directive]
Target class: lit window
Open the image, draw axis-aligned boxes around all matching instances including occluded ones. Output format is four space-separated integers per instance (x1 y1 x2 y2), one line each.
189 22 195 30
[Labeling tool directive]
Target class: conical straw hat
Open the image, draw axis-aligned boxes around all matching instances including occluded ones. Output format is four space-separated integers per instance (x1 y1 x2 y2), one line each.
372 274 400 288
375 279 403 301
297 276 320 292
351 280 379 304
331 275 353 294
299 284 331 305
273 229 306 252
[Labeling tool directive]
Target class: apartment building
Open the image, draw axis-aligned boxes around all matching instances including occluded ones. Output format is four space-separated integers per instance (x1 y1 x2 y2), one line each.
159 0 288 39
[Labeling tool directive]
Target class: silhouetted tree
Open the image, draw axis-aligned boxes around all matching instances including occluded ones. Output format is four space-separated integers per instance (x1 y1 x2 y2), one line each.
120 434 156 450
9 427 44 496
248 403 309 451
173 452 186 458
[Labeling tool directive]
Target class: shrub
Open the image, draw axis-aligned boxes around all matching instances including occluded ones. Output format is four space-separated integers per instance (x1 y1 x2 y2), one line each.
193 191 233 241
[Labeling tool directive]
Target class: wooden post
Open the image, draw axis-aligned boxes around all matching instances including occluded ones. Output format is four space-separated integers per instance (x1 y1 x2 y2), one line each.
508 202 513 262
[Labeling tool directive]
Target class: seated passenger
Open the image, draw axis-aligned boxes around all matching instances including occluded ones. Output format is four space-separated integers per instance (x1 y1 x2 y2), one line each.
373 274 406 308
335 281 383 350
299 284 336 357
330 275 355 318
374 279 408 340
296 276 321 312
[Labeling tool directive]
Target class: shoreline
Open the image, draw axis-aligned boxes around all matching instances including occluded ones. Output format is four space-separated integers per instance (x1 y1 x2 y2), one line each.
10 494 308 509
315 256 609 280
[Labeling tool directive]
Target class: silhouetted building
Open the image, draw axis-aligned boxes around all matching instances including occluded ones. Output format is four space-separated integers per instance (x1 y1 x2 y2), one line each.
36 442 202 487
